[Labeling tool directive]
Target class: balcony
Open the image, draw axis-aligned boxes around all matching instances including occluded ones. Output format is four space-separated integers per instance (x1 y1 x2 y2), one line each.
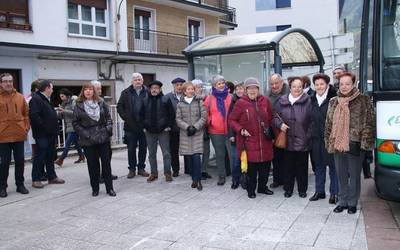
219 7 237 28
127 27 201 56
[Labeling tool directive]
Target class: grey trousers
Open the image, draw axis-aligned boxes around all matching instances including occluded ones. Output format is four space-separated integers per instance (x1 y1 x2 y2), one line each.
209 134 232 178
145 131 172 176
334 152 365 207
202 137 210 173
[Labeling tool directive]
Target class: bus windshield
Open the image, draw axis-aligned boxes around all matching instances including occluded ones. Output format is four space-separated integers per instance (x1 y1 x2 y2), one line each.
382 0 400 90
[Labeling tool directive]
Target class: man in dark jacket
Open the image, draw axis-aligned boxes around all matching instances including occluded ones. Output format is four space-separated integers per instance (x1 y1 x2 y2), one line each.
141 80 174 182
29 80 65 188
117 73 149 178
267 74 289 189
165 77 187 177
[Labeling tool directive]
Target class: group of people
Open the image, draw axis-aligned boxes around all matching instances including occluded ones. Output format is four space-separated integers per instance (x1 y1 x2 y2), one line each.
0 68 375 214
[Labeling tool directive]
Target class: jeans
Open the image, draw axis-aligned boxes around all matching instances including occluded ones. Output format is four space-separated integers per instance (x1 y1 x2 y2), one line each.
315 164 338 195
210 134 232 178
125 130 147 171
32 136 58 182
145 131 172 176
247 161 270 195
0 142 25 189
230 144 241 183
334 152 364 207
187 154 202 181
283 150 309 194
83 142 113 192
61 132 83 159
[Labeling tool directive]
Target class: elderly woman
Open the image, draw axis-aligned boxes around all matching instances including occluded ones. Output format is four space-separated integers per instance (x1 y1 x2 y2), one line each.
309 74 338 204
55 88 85 166
325 72 375 214
273 77 312 198
204 75 233 186
176 82 207 190
73 83 116 197
229 78 274 198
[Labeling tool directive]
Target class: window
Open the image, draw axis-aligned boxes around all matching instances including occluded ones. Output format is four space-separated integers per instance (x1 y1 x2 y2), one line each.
188 19 201 45
134 9 151 40
0 0 31 30
256 24 291 33
255 0 291 11
68 0 108 38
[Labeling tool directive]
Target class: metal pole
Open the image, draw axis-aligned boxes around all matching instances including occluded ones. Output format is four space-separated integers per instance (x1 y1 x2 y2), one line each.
329 32 335 79
188 56 195 80
274 47 282 75
264 50 271 95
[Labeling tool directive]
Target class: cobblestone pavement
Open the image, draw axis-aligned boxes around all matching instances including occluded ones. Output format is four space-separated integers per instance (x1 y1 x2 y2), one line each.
0 149 368 250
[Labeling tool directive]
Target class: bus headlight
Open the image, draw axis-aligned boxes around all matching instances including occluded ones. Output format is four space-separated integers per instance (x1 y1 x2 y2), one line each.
378 140 400 154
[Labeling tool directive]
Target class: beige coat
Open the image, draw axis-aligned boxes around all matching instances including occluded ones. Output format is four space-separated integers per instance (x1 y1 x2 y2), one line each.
176 96 207 155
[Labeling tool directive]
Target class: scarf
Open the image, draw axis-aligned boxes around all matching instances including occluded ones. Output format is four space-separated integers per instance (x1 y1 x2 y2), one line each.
316 87 329 107
184 96 194 104
84 100 100 122
288 93 303 105
212 86 229 119
330 88 361 152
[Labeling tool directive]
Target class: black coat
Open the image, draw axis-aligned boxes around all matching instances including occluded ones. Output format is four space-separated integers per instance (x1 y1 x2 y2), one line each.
29 92 59 139
165 92 181 132
117 85 147 132
310 86 336 166
141 93 174 133
72 101 113 147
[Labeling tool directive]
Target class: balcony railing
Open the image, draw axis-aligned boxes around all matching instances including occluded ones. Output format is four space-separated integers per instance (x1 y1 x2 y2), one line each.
128 27 202 56
219 7 237 26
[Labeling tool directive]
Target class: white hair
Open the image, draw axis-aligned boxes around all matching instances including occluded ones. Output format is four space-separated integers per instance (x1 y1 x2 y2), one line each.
192 79 203 86
90 80 102 87
211 75 225 86
132 72 143 80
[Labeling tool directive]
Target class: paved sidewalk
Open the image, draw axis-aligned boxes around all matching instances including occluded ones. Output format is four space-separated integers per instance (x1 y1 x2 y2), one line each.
0 149 368 250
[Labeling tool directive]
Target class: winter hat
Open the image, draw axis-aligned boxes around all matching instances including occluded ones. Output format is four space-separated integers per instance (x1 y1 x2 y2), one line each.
171 77 186 84
244 77 260 89
148 80 163 88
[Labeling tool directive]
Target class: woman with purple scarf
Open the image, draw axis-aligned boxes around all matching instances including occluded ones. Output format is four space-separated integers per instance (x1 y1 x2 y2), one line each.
204 75 233 186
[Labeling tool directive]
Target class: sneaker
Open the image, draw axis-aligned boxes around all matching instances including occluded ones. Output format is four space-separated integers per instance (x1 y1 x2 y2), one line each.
0 189 7 198
127 170 136 179
165 174 173 182
48 177 65 184
32 181 44 189
138 169 150 177
147 175 158 182
16 185 29 194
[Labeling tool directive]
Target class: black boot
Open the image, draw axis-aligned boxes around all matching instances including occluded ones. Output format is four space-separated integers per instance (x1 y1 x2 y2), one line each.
309 192 326 201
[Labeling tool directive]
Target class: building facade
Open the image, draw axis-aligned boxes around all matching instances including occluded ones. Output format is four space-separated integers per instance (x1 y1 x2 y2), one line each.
0 0 236 102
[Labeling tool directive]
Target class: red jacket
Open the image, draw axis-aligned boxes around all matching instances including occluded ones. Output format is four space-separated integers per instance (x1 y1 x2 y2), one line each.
204 94 232 135
229 95 273 163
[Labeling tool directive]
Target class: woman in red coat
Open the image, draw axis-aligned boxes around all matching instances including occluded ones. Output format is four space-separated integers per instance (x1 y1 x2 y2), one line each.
229 77 274 199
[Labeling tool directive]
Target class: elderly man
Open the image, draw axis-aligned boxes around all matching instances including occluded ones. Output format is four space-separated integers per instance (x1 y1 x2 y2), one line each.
117 73 149 178
30 80 65 188
267 74 289 189
165 77 190 177
332 65 345 90
141 80 174 182
0 73 30 197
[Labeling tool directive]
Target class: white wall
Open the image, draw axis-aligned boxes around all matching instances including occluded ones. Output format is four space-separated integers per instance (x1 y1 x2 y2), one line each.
0 0 128 52
229 0 339 39
0 55 36 95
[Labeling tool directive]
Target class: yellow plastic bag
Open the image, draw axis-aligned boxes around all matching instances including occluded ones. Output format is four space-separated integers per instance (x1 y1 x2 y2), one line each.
240 150 248 173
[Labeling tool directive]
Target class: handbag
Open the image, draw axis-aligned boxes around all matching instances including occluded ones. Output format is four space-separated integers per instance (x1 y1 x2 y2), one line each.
274 113 288 149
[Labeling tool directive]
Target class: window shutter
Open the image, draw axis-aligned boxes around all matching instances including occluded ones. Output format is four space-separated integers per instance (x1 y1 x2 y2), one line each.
135 9 151 17
69 0 107 9
188 19 200 27
0 0 28 15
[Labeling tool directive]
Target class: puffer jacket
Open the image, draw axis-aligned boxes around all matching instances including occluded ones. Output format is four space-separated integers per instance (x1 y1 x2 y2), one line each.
229 95 274 162
204 94 232 135
141 92 174 134
325 88 376 153
58 97 76 133
72 100 113 147
176 96 207 155
0 88 30 143
272 93 312 152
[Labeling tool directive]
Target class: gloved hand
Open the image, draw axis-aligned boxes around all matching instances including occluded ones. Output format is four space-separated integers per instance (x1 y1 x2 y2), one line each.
186 126 197 136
